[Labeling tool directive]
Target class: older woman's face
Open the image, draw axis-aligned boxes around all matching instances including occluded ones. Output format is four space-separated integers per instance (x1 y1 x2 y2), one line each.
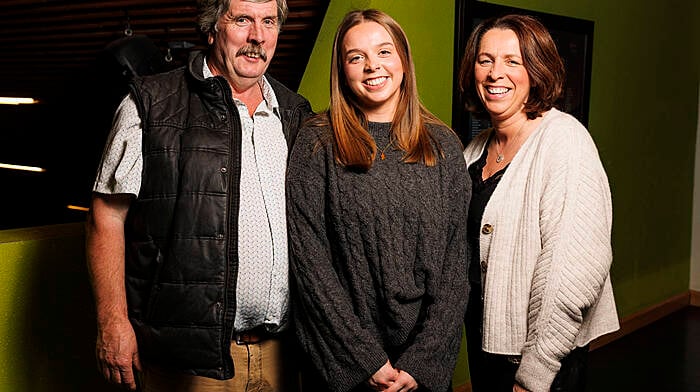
474 28 530 123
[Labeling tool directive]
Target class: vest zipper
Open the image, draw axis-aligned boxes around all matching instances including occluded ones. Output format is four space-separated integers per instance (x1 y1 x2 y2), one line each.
218 76 242 379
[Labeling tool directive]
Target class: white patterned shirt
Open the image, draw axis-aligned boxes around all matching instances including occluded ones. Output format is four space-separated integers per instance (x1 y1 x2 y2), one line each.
93 61 290 333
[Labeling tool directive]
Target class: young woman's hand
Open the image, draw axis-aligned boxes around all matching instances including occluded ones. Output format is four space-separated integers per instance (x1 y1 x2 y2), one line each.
383 370 418 392
367 360 399 390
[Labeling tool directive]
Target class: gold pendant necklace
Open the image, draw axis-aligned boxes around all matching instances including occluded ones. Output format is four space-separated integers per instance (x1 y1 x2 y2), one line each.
379 138 394 160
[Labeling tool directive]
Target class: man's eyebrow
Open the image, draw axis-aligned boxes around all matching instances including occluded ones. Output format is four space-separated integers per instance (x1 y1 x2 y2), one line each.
226 12 277 19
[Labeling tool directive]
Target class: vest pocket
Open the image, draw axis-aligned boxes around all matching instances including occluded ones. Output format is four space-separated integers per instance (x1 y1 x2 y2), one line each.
126 240 164 320
145 282 222 326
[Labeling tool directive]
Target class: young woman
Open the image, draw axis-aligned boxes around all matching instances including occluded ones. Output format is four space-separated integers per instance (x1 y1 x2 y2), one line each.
287 9 470 392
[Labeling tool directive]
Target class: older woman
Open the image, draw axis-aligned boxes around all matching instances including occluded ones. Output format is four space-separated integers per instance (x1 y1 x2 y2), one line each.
287 9 469 392
458 14 619 392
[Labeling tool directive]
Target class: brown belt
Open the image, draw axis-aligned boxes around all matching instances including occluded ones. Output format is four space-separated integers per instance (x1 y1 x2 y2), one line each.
234 327 274 345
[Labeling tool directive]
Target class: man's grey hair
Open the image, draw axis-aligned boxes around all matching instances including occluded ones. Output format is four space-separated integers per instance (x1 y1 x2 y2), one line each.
197 0 289 37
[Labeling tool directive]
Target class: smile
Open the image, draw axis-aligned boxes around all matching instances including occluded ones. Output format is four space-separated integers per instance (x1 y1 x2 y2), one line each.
242 51 267 61
364 76 388 86
486 86 510 95
237 46 268 62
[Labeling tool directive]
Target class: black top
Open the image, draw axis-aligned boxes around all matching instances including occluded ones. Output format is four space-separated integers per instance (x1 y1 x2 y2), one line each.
467 134 508 285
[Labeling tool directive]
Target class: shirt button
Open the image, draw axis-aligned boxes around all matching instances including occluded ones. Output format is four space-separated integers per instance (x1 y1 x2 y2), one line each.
220 167 227 173
481 224 493 235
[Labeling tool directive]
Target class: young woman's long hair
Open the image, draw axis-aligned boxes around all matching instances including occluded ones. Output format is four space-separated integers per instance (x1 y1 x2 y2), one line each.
316 9 446 171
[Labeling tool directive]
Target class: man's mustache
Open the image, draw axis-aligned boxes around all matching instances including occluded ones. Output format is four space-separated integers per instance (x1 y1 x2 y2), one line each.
236 44 267 62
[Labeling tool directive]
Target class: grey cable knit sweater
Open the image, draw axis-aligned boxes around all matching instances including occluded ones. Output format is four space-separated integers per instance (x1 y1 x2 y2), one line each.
287 121 470 392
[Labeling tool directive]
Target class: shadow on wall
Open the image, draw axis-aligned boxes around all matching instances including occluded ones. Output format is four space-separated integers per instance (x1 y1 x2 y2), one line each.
5 225 121 391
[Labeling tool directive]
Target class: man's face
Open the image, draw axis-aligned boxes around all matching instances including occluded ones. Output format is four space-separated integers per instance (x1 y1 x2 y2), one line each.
208 0 279 90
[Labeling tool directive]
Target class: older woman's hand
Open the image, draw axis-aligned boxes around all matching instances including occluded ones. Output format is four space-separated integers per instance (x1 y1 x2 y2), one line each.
513 383 530 392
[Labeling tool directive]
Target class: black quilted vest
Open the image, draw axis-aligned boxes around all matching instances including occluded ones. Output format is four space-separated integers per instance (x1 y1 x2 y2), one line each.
123 51 312 379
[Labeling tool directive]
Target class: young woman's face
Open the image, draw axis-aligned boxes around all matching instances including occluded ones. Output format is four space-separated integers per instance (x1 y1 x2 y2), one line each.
474 28 531 123
341 21 404 122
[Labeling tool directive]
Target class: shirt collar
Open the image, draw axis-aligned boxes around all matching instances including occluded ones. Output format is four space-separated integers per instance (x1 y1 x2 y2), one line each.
203 57 279 113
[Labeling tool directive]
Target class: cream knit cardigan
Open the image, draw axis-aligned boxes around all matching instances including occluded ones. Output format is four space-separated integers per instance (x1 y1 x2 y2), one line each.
463 109 619 392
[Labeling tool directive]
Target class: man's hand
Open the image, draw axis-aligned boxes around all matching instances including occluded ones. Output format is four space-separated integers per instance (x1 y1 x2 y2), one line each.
86 193 137 389
96 318 141 390
367 360 400 390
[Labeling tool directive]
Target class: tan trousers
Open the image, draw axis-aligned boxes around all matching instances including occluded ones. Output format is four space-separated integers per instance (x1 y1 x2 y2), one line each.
141 338 299 392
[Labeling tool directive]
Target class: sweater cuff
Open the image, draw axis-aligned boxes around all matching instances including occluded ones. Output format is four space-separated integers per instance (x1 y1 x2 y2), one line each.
394 358 449 392
515 349 560 392
393 330 462 392
333 354 389 392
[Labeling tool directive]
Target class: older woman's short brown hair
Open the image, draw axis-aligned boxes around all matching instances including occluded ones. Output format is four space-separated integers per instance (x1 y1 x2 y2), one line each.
458 14 565 119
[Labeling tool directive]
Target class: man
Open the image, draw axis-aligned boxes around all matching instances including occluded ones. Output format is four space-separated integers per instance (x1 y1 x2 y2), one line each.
85 0 312 390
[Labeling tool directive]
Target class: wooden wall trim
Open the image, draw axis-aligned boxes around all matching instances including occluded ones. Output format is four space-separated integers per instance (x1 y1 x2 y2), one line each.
691 290 700 306
454 383 471 392
590 291 689 350
453 291 693 391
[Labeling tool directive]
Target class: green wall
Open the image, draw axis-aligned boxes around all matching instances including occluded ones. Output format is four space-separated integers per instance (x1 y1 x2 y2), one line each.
483 0 699 315
0 224 118 392
299 0 699 387
300 0 699 316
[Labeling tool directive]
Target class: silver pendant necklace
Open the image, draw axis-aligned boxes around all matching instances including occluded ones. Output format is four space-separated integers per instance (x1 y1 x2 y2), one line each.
494 119 528 164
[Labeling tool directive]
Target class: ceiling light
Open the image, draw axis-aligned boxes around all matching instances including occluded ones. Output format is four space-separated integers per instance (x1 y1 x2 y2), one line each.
0 163 46 172
0 97 39 105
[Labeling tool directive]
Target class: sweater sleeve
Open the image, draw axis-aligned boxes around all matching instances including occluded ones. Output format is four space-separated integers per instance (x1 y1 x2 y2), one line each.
515 120 614 392
286 126 389 392
393 130 471 391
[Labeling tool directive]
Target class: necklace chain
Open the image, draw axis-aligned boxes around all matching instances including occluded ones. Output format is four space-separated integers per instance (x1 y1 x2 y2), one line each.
494 119 528 164
379 137 394 160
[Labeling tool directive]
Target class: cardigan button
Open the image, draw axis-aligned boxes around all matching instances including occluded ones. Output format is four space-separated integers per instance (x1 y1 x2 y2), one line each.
220 167 227 173
480 260 487 272
481 224 493 235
